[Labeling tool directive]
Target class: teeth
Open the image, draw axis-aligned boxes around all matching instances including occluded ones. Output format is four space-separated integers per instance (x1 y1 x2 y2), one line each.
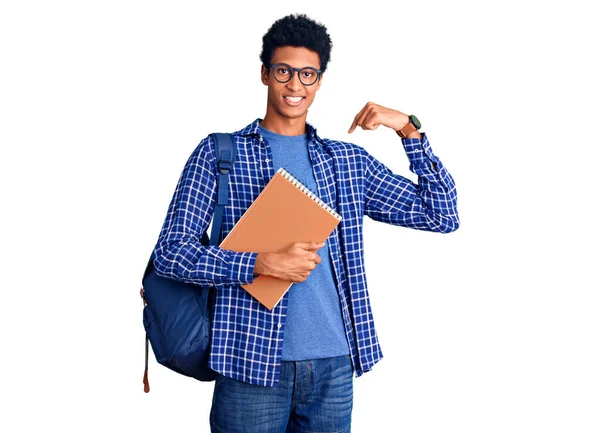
285 96 303 102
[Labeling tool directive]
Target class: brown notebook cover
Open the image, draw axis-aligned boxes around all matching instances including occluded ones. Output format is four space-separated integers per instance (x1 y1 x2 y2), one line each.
219 168 342 310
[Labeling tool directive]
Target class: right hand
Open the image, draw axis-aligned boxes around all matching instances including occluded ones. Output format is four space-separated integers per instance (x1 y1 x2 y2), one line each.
254 241 325 282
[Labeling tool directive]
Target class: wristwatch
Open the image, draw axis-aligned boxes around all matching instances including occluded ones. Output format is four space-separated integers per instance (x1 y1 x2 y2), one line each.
396 114 421 138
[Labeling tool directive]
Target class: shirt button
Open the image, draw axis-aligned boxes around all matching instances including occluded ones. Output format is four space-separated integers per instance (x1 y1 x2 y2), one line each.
277 323 282 329
265 158 270 163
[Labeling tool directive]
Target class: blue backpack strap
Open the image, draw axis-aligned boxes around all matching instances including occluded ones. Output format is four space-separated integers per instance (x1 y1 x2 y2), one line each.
210 133 237 246
197 133 236 314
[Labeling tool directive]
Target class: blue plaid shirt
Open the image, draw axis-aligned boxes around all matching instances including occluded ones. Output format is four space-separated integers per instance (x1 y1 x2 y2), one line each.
153 118 459 387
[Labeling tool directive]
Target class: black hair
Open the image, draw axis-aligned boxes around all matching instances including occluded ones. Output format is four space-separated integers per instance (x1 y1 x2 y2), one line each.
260 14 333 73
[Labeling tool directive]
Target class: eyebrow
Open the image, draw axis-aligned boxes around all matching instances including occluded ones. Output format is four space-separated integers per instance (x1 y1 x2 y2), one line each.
273 62 320 70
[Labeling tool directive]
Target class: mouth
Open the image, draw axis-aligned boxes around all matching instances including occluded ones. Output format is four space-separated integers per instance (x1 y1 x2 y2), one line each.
283 95 305 106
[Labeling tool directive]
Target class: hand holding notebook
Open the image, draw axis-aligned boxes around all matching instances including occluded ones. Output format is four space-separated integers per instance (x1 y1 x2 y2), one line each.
254 240 325 283
219 168 342 310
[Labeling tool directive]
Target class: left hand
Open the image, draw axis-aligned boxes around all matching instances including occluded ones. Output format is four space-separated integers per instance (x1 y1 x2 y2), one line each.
348 102 409 133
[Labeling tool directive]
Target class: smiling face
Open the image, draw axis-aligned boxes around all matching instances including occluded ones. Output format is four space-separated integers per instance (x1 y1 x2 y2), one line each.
261 46 323 129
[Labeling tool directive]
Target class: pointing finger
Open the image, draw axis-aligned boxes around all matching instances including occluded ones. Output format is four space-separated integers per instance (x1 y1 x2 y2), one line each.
348 112 361 134
349 104 368 133
354 105 374 132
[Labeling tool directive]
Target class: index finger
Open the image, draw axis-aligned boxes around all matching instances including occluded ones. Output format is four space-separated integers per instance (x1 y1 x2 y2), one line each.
348 104 368 133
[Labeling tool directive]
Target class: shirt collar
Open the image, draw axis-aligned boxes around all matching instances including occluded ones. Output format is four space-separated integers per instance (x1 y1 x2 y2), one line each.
234 118 322 148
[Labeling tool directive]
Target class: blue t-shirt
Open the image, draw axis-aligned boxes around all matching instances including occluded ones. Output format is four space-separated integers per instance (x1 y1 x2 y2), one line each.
259 125 349 361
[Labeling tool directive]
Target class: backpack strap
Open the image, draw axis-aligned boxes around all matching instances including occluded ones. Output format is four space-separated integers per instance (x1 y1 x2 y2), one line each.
197 133 236 324
210 133 237 246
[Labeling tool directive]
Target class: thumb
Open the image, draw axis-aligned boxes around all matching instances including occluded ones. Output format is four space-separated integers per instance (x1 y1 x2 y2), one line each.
308 241 326 250
294 241 326 251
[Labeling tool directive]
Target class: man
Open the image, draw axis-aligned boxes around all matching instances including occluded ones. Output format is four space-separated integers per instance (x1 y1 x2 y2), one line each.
153 13 459 433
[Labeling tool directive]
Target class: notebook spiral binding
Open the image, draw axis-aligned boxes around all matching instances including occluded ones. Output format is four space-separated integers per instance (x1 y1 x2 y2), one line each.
277 167 342 221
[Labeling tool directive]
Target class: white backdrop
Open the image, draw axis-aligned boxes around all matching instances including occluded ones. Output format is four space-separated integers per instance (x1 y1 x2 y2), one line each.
1 1 598 432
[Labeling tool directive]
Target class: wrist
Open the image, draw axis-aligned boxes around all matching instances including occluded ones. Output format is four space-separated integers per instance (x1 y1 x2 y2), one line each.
404 130 422 140
253 252 270 277
395 114 422 139
393 113 410 131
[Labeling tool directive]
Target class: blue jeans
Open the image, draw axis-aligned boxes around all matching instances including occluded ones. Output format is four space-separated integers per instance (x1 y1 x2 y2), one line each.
210 355 353 433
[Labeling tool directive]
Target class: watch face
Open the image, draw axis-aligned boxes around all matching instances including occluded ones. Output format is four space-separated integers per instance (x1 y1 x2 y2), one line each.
410 115 421 129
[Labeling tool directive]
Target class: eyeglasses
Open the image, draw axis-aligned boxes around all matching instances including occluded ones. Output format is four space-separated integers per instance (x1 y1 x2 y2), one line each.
268 62 322 86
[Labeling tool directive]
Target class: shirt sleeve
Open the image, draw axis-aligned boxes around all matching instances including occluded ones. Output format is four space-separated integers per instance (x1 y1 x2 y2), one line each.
152 135 258 288
364 132 459 233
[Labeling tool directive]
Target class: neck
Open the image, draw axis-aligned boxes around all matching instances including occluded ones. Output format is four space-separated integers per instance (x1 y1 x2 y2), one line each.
260 112 307 136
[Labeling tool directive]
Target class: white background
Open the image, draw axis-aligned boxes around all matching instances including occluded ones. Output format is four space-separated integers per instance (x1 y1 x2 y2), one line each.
1 0 598 432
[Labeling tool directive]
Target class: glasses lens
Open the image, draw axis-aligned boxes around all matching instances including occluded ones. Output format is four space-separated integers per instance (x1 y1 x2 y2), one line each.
299 68 318 85
273 64 292 83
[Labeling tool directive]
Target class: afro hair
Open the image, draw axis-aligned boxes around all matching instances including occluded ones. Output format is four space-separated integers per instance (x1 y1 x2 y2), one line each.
260 14 333 73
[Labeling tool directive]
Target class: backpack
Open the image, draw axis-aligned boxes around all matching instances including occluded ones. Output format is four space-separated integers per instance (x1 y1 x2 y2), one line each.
140 133 237 392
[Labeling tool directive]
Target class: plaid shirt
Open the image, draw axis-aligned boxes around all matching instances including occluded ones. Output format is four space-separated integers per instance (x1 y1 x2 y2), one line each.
153 118 459 387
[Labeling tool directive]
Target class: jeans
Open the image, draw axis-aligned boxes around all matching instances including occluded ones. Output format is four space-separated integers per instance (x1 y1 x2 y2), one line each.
210 355 353 433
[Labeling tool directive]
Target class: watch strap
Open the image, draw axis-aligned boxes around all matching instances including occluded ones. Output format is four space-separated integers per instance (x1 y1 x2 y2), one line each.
396 120 417 138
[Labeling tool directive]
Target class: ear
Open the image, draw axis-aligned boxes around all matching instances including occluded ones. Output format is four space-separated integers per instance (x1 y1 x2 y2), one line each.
261 65 269 86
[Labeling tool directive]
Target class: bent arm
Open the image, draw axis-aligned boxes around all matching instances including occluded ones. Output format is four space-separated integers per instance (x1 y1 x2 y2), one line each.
152 136 258 288
364 132 459 233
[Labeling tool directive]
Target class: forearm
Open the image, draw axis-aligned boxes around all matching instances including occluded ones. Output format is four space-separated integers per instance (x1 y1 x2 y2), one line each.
405 130 422 140
153 136 260 288
154 237 258 288
403 173 459 232
402 133 459 231
365 132 459 232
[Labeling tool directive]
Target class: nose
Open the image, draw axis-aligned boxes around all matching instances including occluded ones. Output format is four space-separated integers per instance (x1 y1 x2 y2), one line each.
286 71 303 90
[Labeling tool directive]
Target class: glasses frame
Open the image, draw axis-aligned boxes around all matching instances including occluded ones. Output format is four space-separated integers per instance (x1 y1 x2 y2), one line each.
268 62 323 86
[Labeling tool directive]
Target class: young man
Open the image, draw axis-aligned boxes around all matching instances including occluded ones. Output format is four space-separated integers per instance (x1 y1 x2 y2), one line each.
153 13 459 433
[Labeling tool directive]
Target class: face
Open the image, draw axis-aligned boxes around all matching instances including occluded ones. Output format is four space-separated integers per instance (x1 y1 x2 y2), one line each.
261 46 323 122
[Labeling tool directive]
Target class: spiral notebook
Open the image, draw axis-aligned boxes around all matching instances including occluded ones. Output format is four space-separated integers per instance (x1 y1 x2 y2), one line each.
219 168 342 310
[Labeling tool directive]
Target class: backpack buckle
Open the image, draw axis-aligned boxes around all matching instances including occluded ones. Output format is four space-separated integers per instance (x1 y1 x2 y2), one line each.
218 150 232 174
